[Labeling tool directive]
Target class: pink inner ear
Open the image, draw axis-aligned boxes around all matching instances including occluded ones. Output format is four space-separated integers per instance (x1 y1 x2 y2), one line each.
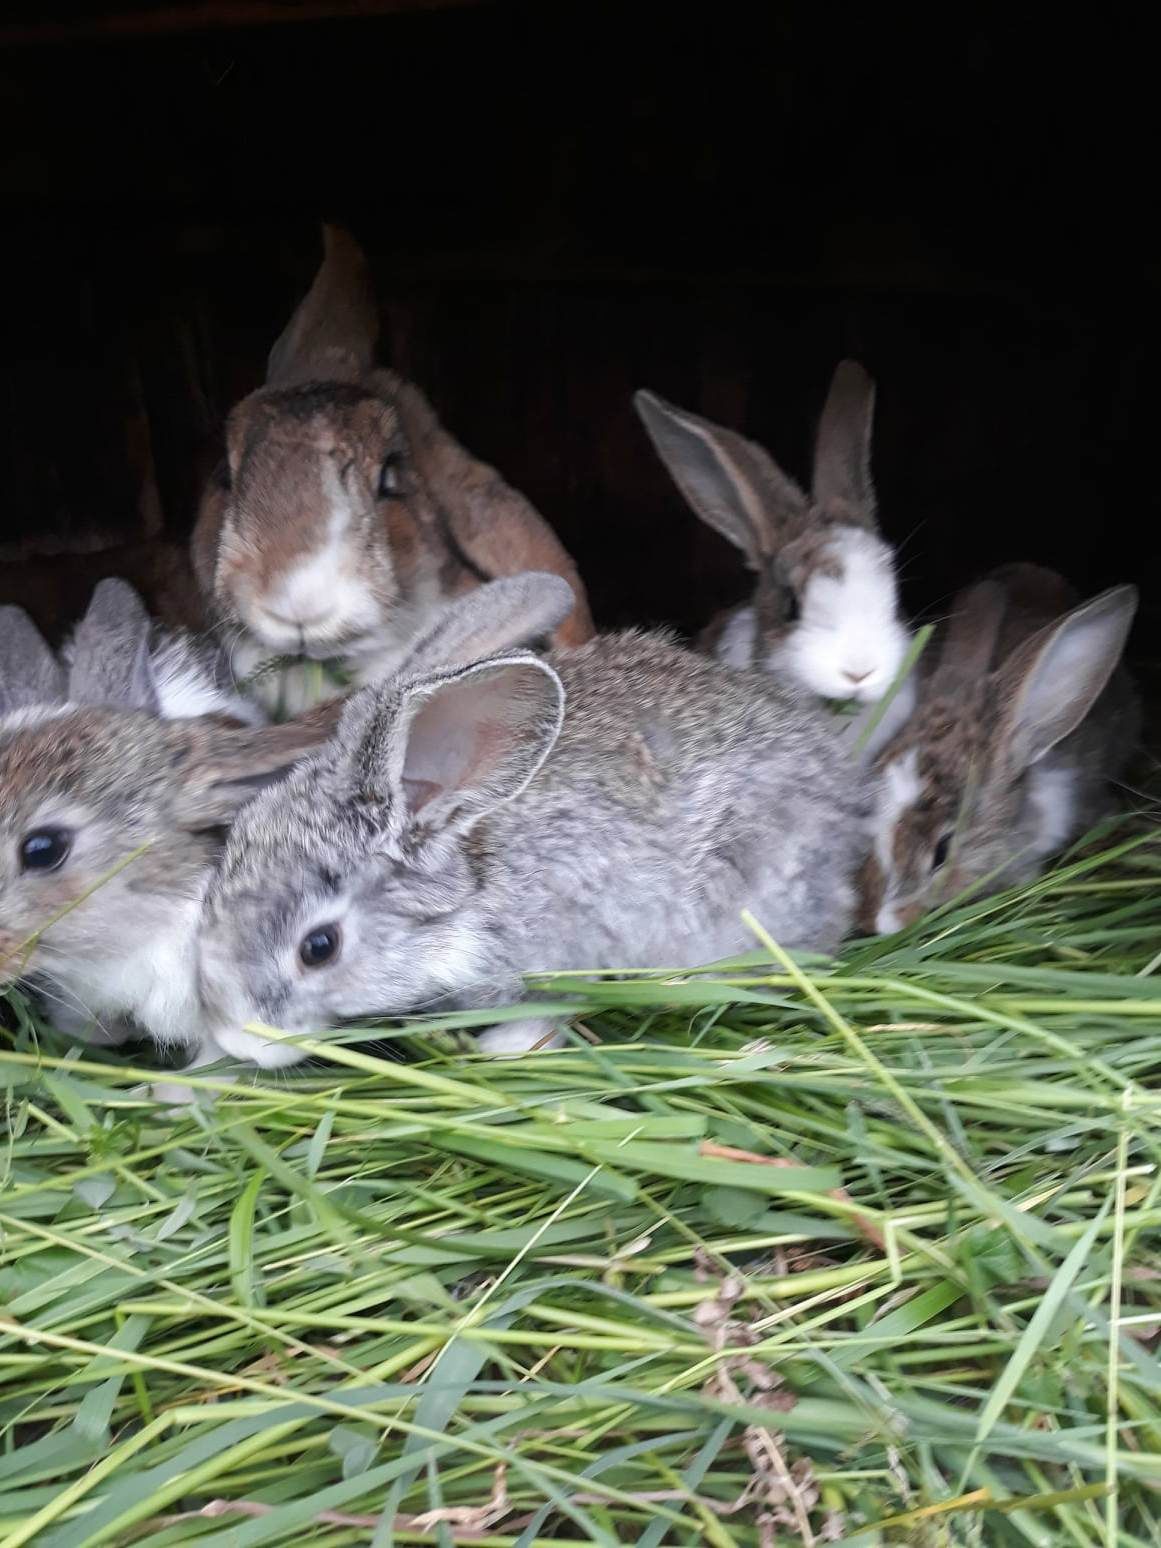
401 775 442 812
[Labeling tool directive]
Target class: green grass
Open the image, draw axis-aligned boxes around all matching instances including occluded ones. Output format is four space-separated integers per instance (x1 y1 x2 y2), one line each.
2 826 1161 1545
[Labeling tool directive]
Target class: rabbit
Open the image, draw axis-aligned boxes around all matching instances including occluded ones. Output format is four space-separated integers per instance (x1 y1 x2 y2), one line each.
861 562 1139 934
0 580 338 1088
634 360 915 760
192 225 595 717
193 575 868 1070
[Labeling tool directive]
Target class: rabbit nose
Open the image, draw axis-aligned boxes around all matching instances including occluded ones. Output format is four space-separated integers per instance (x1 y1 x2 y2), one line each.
843 668 873 685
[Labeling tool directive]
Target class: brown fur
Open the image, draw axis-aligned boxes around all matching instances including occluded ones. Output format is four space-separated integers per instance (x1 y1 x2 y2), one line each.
864 564 1138 928
192 226 593 660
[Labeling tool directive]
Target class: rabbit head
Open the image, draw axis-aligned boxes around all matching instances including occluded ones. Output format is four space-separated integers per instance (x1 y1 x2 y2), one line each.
195 574 573 1067
0 582 336 1046
199 655 563 1067
635 360 909 703
864 570 1138 933
193 227 593 701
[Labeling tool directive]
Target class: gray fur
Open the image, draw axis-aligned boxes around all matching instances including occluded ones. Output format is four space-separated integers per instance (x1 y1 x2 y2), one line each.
67 578 161 713
402 573 577 677
0 607 66 714
197 630 867 1068
0 577 330 1073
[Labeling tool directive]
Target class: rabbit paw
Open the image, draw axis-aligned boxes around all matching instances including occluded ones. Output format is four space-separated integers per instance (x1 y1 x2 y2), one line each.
476 1020 564 1056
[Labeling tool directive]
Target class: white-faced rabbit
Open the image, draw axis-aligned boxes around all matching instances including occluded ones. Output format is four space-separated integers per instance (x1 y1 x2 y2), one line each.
634 361 914 758
194 576 868 1069
861 563 1139 933
192 225 594 715
0 581 337 1079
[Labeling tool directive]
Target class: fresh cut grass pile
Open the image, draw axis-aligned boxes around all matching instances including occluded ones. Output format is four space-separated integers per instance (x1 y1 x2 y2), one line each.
2 826 1161 1546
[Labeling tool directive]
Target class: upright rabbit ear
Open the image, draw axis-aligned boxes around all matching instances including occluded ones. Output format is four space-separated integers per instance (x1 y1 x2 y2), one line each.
67 578 160 714
811 359 878 527
174 708 342 828
0 607 65 715
403 574 576 676
929 579 1009 695
347 654 564 859
266 224 379 387
996 585 1138 774
633 389 806 566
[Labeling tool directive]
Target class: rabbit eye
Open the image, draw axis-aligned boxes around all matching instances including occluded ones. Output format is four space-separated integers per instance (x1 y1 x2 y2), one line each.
780 585 801 625
932 833 953 871
20 827 72 873
377 452 404 499
299 923 341 968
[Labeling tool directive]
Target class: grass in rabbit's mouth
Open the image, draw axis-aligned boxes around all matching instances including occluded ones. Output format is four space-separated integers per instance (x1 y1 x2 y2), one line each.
241 653 354 718
2 824 1161 1545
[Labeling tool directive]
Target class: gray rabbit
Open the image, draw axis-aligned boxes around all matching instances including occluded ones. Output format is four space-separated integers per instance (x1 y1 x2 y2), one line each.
195 576 867 1068
0 580 334 1089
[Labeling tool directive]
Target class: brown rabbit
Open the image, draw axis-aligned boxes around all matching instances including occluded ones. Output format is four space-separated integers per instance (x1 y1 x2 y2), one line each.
192 226 594 713
861 563 1139 933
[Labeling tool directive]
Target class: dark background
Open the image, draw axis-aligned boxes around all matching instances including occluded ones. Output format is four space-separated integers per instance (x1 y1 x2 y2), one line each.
1 1 1156 657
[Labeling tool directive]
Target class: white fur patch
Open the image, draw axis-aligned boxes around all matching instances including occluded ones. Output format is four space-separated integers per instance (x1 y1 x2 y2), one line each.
1027 762 1079 857
46 897 207 1053
714 606 757 668
214 1025 309 1069
771 527 909 703
0 705 73 733
477 1019 563 1055
149 638 265 726
251 470 383 654
873 747 921 875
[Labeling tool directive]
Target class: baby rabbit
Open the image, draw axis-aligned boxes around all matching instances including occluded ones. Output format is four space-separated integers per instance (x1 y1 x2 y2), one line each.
192 225 594 715
195 576 868 1069
862 563 1138 933
634 361 914 757
0 580 336 1080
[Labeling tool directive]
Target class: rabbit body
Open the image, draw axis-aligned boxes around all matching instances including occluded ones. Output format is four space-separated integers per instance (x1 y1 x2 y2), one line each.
198 624 867 1068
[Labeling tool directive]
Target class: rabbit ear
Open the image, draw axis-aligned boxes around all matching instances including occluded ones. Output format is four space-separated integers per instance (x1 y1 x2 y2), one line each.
633 389 806 566
403 573 576 677
67 578 160 714
349 654 563 857
929 578 1009 694
266 224 379 387
811 359 878 527
0 607 65 715
173 709 341 828
382 374 594 647
996 585 1138 774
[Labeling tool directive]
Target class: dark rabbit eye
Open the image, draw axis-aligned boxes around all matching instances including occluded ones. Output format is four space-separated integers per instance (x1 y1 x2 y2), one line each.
780 584 801 624
20 827 72 873
378 452 404 499
932 833 953 871
299 923 341 968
